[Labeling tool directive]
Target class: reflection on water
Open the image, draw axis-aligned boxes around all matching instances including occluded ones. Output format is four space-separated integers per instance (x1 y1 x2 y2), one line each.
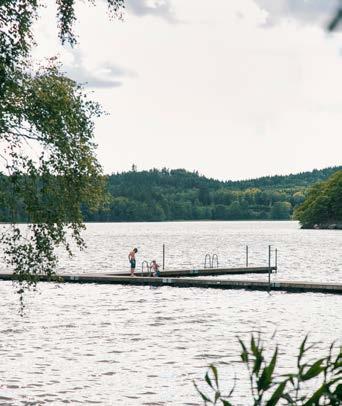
0 221 341 405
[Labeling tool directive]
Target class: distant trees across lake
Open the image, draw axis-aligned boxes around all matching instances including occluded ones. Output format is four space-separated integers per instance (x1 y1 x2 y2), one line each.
1 166 341 223
81 166 341 222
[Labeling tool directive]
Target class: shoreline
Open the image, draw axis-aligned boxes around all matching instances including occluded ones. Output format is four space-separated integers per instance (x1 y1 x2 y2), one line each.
302 222 342 230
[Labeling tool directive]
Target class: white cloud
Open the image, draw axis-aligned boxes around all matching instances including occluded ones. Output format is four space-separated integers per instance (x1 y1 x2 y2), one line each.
63 48 136 88
127 0 175 20
254 0 340 27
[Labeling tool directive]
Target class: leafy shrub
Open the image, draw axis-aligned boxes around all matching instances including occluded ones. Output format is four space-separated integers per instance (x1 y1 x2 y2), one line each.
195 334 342 405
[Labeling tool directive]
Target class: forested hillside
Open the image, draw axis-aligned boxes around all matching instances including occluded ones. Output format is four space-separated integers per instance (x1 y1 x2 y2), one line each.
1 166 340 223
82 166 341 222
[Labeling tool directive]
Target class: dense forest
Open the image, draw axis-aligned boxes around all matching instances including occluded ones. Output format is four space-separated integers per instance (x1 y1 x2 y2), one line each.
294 170 342 229
82 166 341 222
1 166 341 223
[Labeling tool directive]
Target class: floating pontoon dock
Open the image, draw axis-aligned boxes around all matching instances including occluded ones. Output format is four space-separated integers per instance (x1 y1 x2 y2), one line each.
0 271 341 295
112 266 277 277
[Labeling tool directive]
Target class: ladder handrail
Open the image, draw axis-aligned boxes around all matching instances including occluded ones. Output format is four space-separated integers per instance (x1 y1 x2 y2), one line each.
212 254 219 268
141 260 151 276
204 254 212 269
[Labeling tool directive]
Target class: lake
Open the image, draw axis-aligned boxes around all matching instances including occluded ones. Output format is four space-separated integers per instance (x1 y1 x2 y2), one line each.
0 221 341 405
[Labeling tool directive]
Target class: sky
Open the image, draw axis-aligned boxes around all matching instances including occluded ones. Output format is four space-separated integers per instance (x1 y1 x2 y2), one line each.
32 0 342 180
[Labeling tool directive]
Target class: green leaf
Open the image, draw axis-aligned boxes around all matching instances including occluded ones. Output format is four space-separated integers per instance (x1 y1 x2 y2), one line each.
258 347 278 392
205 371 214 389
303 383 327 405
210 365 219 388
298 335 309 363
221 400 233 406
302 359 324 381
194 381 212 403
251 335 258 356
238 338 249 363
265 381 287 406
253 353 264 376
334 383 342 400
268 348 278 379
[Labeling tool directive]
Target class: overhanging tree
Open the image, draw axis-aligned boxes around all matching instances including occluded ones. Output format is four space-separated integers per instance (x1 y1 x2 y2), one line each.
0 1 123 288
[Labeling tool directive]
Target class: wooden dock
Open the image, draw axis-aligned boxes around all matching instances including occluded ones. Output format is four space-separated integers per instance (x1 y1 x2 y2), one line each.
0 272 341 295
112 266 277 277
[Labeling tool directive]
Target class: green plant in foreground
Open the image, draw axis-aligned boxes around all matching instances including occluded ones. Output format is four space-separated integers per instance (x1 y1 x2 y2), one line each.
195 334 342 405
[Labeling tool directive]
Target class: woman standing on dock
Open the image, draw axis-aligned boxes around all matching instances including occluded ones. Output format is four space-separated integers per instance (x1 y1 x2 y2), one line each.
128 248 138 276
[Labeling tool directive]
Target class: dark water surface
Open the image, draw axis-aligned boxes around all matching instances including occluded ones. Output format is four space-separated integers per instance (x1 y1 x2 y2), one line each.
0 221 341 405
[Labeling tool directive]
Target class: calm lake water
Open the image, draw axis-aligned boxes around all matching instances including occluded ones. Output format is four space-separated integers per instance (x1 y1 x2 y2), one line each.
0 221 341 405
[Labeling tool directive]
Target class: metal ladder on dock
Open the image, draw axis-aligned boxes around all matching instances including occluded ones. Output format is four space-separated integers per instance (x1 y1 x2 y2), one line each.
141 260 151 276
204 254 219 269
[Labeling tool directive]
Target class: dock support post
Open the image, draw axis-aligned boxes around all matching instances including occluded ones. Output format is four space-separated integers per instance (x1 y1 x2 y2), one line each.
275 248 278 273
246 245 249 267
162 244 165 270
268 245 271 289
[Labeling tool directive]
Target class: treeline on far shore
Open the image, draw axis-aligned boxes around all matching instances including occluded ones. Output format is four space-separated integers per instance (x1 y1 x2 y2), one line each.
83 166 341 222
1 166 340 223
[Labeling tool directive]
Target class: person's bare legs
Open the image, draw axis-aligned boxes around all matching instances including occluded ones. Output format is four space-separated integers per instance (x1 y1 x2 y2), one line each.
130 267 136 276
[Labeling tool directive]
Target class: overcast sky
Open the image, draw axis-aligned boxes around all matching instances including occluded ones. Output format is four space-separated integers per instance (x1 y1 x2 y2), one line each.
33 0 342 180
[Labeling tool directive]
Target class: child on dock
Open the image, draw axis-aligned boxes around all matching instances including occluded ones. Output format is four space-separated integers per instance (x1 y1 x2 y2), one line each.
128 248 138 276
150 260 161 277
